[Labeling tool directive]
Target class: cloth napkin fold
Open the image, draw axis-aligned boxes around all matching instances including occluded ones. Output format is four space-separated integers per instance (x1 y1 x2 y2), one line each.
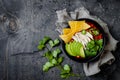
55 7 118 76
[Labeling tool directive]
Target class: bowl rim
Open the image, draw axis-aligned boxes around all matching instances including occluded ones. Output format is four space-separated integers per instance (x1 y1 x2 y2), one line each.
61 18 106 63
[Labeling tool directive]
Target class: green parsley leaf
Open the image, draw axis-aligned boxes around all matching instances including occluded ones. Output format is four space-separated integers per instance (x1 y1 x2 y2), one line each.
61 69 69 74
49 40 54 47
52 50 58 57
96 39 103 45
39 36 80 79
85 50 91 57
63 64 71 72
49 39 60 47
54 39 60 46
39 40 44 45
93 30 99 36
42 36 51 44
57 57 63 64
60 74 68 78
51 59 57 65
56 48 61 53
38 36 51 50
52 48 61 57
91 51 97 56
43 65 49 72
43 62 54 72
37 45 45 50
45 62 54 67
44 51 53 61
60 69 71 79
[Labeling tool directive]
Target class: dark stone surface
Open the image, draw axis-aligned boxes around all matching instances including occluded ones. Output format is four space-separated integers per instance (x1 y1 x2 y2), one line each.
0 0 120 80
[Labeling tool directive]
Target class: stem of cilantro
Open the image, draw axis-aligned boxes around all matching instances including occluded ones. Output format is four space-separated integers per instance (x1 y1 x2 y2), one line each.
70 73 81 77
46 45 49 51
57 65 63 71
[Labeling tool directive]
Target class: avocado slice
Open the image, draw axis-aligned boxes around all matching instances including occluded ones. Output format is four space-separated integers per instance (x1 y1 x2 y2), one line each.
65 43 76 56
73 41 78 54
70 41 76 55
70 42 77 56
74 42 85 58
65 41 85 58
74 42 80 55
79 46 85 58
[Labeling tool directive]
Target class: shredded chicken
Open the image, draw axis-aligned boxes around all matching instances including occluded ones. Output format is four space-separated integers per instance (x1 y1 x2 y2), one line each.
72 32 93 49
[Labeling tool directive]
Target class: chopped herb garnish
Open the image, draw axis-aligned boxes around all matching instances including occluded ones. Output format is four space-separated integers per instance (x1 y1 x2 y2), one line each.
93 30 100 36
85 39 103 57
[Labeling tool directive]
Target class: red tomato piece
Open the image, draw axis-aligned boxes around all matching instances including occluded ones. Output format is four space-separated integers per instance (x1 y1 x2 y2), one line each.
94 34 102 40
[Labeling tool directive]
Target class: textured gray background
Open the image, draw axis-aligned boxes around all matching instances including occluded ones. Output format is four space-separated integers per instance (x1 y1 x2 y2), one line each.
0 0 120 80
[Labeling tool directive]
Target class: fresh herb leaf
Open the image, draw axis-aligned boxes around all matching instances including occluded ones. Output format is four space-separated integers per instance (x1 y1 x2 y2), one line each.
60 74 68 79
44 51 53 61
93 30 99 35
60 64 72 79
45 62 54 67
52 50 58 57
43 62 54 72
91 46 97 52
85 39 103 57
61 70 69 74
51 59 57 65
39 36 51 45
38 36 51 50
85 50 91 57
42 36 51 44
52 48 61 58
96 39 103 45
39 40 44 45
95 39 103 51
49 40 54 47
37 45 45 50
49 39 60 47
43 65 49 72
91 52 97 56
56 48 61 53
57 57 64 64
39 36 80 79
54 39 60 46
86 41 95 49
63 64 71 72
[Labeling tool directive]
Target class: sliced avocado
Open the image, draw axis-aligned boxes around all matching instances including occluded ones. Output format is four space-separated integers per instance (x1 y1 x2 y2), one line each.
72 41 79 55
73 41 78 54
70 42 77 56
75 42 81 56
65 43 76 56
70 41 76 55
65 41 85 58
75 42 85 58
79 47 85 58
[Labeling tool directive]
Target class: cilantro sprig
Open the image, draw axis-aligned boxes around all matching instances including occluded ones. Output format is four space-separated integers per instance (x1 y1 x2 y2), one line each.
37 36 51 50
37 36 81 79
49 39 60 48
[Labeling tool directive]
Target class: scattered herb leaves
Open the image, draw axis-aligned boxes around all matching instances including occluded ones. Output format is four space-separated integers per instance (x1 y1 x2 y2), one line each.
52 48 61 58
57 57 63 64
43 51 53 61
38 36 51 50
85 39 103 57
43 62 54 72
38 36 80 79
49 39 60 48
